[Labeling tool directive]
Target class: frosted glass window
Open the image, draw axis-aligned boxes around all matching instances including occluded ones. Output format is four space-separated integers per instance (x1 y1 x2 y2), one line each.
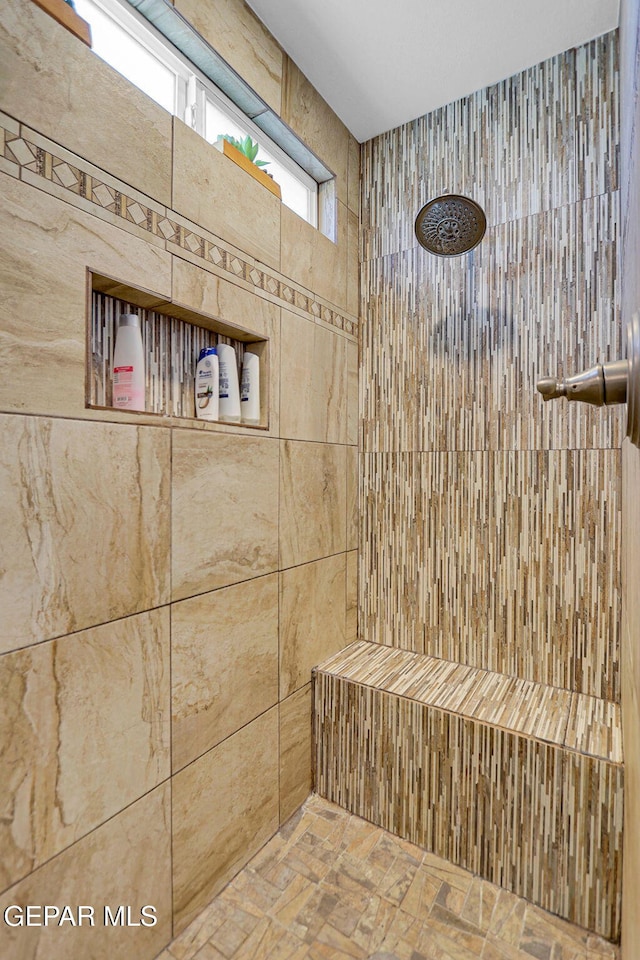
274 167 313 221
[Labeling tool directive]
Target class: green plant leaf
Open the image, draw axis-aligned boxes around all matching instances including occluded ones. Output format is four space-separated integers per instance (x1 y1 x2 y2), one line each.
219 133 269 170
219 134 241 151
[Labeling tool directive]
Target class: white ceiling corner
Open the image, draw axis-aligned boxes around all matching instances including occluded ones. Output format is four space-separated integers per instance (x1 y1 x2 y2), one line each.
246 0 620 142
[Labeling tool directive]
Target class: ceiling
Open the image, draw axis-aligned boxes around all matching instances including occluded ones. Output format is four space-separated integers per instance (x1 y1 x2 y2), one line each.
246 0 620 143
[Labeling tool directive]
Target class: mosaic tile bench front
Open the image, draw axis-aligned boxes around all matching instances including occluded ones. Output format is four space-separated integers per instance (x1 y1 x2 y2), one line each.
313 640 624 941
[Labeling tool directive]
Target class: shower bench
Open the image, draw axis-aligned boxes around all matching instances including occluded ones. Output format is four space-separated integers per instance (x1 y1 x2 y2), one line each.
313 639 623 942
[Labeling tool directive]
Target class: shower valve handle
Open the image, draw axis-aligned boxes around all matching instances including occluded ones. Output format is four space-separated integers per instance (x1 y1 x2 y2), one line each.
535 313 640 447
536 359 628 407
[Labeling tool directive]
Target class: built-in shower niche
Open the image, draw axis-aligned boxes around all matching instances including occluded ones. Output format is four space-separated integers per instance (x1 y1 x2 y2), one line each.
87 272 269 428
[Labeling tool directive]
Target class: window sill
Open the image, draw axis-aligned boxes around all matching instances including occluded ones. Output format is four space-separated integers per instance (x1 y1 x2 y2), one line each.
215 139 282 200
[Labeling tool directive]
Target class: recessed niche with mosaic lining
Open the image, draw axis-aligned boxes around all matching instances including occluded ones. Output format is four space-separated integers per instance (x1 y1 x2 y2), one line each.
87 272 269 427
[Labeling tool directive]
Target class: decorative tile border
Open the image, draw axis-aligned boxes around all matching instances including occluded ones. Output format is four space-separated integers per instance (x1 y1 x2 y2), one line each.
314 651 624 940
0 120 358 341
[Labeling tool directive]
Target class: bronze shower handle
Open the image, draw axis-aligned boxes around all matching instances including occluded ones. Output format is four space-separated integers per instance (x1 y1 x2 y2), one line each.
536 313 640 447
537 359 628 406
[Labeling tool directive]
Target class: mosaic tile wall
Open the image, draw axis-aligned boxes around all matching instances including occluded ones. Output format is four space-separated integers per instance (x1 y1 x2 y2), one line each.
314 642 624 940
360 448 621 697
361 38 618 260
359 32 623 701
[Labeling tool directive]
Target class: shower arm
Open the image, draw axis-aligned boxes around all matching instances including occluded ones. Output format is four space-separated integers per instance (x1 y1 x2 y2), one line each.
536 313 640 448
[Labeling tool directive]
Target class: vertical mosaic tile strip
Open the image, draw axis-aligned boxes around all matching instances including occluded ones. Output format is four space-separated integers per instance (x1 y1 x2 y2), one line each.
576 34 620 200
359 450 491 662
489 449 621 701
90 292 246 419
360 448 621 701
359 31 622 701
360 44 582 263
313 662 624 940
361 197 622 457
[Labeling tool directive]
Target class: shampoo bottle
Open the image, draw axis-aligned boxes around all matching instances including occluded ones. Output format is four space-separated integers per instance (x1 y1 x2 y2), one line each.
240 351 260 424
195 347 219 420
113 313 145 411
217 343 241 422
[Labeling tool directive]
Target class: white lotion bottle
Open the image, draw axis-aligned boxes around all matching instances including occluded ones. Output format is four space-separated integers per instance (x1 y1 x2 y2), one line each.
240 351 260 424
195 346 219 420
112 313 145 411
217 343 241 422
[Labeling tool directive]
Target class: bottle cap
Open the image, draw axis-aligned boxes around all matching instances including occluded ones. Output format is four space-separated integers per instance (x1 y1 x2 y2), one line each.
198 346 218 361
119 313 140 327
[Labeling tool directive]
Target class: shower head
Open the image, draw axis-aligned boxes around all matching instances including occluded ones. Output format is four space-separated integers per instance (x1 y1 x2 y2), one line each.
415 194 486 257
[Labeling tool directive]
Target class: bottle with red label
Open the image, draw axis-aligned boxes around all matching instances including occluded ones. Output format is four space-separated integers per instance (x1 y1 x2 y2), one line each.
112 313 145 411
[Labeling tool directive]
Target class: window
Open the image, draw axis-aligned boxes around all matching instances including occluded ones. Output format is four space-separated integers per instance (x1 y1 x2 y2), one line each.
202 94 318 225
74 0 189 116
74 0 321 229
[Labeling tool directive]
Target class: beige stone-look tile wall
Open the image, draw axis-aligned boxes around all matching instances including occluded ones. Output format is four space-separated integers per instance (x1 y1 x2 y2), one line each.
173 0 283 115
619 1 640 956
0 0 358 956
360 31 622 702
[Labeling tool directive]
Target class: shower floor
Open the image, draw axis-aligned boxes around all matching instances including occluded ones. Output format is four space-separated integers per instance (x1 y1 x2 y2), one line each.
159 795 618 960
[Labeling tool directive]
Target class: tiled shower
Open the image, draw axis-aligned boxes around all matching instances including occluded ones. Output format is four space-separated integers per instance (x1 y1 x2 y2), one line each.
314 28 626 945
359 34 622 674
1 0 639 957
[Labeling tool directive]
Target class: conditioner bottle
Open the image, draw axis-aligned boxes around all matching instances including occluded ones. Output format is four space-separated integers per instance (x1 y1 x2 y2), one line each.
217 343 241 422
240 351 260 424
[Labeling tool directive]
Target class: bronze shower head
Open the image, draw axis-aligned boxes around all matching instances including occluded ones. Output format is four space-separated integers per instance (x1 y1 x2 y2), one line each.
415 194 486 256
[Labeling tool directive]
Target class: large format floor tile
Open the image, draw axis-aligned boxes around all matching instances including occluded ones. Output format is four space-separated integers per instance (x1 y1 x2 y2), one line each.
160 795 618 960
